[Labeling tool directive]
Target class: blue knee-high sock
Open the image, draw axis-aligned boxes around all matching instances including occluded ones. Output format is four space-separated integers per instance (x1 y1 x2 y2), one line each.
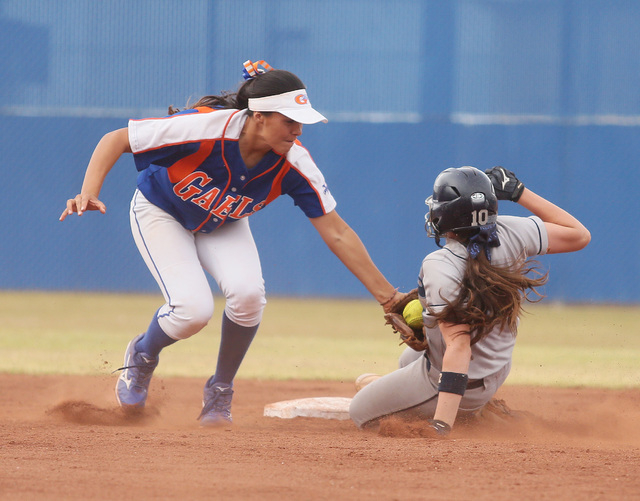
135 310 177 358
212 312 259 386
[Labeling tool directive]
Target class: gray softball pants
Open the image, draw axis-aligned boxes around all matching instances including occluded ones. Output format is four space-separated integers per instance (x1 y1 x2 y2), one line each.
349 347 511 429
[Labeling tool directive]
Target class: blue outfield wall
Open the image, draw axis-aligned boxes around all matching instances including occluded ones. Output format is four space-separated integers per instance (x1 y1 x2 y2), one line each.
0 116 637 302
1 0 639 302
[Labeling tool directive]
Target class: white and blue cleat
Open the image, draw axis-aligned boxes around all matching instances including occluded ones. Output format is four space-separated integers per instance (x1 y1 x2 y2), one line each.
115 334 158 409
198 376 233 427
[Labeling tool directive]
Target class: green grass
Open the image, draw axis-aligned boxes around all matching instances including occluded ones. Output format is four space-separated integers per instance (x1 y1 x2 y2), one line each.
0 291 638 388
512 303 640 387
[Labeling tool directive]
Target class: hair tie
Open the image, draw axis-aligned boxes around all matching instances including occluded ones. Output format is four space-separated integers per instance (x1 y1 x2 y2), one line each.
242 60 274 81
467 224 500 261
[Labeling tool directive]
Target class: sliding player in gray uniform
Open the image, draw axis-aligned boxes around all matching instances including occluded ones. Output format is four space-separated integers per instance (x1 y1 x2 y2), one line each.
349 166 591 436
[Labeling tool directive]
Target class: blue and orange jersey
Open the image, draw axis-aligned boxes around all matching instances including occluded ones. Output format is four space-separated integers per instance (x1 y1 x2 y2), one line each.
128 108 336 233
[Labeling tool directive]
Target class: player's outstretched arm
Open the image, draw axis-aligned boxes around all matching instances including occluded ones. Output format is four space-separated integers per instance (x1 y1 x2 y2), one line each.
310 210 400 308
484 166 591 255
431 321 472 432
517 188 591 254
60 127 132 221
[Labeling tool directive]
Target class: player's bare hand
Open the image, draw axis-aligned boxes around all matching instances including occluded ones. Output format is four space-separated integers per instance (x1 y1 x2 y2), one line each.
59 194 106 221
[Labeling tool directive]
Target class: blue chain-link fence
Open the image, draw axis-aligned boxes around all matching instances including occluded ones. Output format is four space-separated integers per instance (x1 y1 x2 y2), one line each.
1 0 638 301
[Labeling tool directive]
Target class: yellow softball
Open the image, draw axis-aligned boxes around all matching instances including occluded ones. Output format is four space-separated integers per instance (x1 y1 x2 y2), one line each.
402 299 423 329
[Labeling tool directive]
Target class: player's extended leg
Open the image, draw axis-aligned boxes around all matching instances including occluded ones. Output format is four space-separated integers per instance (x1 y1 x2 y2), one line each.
398 346 424 367
351 351 513 429
195 217 266 426
349 355 440 429
116 190 216 409
355 346 425 391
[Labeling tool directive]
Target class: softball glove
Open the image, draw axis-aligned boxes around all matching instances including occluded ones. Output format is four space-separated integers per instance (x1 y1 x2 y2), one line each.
383 288 429 352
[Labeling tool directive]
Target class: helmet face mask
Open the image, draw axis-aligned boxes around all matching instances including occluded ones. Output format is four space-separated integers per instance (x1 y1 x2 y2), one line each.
424 196 437 237
424 167 498 242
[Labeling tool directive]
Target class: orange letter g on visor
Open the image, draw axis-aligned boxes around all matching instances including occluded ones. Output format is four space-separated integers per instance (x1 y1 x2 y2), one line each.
248 89 328 125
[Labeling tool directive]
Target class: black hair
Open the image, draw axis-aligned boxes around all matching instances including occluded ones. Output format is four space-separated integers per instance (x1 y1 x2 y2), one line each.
168 70 305 115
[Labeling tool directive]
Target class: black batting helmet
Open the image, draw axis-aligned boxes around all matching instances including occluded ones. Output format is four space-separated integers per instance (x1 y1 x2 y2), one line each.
425 166 498 239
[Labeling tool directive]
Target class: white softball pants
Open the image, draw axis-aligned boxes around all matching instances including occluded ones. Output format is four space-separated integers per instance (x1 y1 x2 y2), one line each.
130 190 266 340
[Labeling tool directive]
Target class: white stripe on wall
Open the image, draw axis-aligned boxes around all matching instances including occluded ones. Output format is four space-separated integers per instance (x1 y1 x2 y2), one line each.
3 106 640 126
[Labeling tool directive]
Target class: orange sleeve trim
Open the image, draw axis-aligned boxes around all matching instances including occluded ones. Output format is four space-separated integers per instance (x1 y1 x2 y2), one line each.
289 164 329 214
263 160 290 206
167 140 216 184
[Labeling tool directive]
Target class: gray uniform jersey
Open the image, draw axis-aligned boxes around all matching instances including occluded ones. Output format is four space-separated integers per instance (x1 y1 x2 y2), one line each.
420 215 548 379
349 215 548 428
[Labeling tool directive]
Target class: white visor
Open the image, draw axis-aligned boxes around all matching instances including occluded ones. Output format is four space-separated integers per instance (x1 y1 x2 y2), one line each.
248 89 328 124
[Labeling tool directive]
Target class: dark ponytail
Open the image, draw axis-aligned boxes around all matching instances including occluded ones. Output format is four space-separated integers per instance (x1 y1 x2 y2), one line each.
168 70 305 115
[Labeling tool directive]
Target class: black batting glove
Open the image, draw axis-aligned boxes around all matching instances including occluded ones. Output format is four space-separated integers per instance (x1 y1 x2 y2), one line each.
427 419 451 437
484 166 525 202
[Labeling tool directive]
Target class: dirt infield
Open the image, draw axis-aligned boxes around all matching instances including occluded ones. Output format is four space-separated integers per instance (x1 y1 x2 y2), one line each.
1 374 639 500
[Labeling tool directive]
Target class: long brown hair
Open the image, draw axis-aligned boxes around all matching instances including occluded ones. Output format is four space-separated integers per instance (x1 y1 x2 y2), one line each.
428 245 548 344
168 70 305 115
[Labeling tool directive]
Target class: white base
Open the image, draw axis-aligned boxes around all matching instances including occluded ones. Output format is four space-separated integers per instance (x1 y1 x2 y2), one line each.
263 397 353 420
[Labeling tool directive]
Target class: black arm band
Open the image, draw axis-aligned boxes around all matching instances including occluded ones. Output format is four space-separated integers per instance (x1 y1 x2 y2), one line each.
438 371 468 396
